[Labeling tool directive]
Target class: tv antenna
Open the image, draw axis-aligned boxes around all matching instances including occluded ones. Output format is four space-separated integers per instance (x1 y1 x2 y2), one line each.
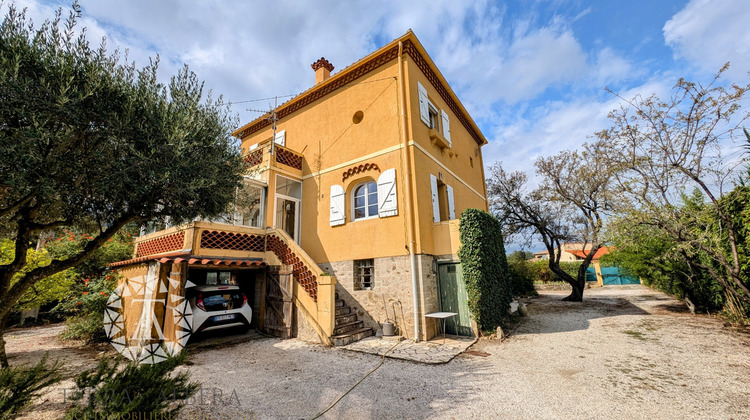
247 96 279 156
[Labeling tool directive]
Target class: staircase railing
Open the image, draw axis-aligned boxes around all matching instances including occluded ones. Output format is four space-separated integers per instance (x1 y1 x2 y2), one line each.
264 228 336 346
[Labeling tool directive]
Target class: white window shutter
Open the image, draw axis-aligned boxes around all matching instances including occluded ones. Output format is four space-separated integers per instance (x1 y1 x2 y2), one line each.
377 169 398 218
274 130 286 147
446 184 456 220
440 109 451 146
418 82 430 125
330 185 345 226
430 174 440 223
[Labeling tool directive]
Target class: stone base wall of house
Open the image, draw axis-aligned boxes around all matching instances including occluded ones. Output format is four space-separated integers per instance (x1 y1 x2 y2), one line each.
319 253 451 341
294 304 322 344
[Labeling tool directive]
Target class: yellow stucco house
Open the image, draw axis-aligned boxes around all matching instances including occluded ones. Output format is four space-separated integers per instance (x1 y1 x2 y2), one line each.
110 31 489 352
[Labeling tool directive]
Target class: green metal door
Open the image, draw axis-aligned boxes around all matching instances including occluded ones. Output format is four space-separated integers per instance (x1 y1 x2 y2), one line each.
437 262 472 336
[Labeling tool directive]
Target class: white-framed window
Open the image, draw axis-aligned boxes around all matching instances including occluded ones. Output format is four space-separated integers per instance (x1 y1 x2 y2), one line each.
418 81 451 147
275 175 302 199
428 102 440 130
354 259 374 290
274 174 302 243
352 181 378 220
234 181 265 228
170 179 266 231
430 174 456 222
330 169 397 226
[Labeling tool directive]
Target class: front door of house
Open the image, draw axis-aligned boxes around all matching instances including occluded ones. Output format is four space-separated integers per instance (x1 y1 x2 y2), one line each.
436 262 472 336
274 175 301 243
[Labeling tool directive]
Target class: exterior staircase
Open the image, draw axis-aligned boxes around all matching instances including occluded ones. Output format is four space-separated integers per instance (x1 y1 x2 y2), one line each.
331 292 374 346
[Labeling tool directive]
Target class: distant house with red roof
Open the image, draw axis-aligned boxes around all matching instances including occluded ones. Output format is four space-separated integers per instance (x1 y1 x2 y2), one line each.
526 244 635 286
528 243 610 262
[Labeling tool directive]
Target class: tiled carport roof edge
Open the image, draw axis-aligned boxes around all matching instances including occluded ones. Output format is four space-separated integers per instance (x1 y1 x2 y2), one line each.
109 251 191 267
109 253 266 268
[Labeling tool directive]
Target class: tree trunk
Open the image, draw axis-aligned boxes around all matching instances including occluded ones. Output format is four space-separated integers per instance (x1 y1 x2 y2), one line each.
562 280 584 302
547 260 586 302
0 316 9 368
685 297 696 314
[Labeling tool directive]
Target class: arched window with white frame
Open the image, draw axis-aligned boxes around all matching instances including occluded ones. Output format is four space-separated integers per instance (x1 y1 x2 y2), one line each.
352 180 378 220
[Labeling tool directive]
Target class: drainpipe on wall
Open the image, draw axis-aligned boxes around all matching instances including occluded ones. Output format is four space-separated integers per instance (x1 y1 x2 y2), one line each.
398 41 421 342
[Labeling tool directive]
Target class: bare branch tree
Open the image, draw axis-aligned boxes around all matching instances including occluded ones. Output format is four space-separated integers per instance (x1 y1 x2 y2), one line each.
598 64 750 304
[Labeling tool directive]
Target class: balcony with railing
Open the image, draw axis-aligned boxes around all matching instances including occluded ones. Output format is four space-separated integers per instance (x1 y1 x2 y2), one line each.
244 141 304 177
129 220 325 303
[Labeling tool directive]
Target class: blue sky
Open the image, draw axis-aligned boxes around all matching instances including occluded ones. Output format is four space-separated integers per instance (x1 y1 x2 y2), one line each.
8 0 750 172
5 1 750 212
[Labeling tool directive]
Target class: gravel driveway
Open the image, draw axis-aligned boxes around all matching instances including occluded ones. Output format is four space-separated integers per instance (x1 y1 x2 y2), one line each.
181 285 750 420
6 285 749 419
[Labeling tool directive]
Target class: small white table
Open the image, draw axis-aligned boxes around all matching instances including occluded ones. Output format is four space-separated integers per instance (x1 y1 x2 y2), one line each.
425 312 458 344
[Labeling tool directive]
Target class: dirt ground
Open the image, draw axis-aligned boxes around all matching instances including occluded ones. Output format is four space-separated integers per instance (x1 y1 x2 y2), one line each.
4 324 107 420
6 285 750 419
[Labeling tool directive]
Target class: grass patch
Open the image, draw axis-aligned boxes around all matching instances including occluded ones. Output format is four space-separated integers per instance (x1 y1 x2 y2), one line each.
622 330 648 340
638 319 659 331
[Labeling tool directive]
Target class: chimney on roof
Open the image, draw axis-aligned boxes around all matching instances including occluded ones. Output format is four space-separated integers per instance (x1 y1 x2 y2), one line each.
311 57 334 85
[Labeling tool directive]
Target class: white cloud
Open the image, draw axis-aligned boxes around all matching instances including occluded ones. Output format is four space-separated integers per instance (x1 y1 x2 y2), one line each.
4 0 646 173
482 76 676 181
484 97 613 177
5 1 637 128
591 47 634 86
664 0 750 81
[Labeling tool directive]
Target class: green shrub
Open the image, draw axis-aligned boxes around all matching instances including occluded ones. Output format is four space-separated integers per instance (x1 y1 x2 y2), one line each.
505 252 537 295
0 241 77 315
65 353 199 419
3 226 134 327
558 261 584 279
604 229 726 313
458 209 514 332
507 257 583 284
0 354 61 418
56 275 117 343
508 267 538 296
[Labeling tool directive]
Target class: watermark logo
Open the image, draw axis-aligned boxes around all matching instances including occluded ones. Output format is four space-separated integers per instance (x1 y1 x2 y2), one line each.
104 265 195 364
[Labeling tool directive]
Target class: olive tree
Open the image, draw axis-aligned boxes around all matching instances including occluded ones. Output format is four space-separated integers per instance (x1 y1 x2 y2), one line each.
0 4 244 366
488 141 613 301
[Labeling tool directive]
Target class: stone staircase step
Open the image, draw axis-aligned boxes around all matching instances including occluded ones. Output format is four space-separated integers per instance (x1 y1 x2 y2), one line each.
333 320 363 335
330 288 372 346
331 327 374 346
335 313 358 326
335 306 351 316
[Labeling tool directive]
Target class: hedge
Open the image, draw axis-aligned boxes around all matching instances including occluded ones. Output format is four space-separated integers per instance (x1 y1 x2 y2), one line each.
458 209 513 332
508 259 584 283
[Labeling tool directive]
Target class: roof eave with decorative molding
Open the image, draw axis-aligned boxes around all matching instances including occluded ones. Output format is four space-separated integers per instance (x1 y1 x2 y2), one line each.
232 30 488 147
